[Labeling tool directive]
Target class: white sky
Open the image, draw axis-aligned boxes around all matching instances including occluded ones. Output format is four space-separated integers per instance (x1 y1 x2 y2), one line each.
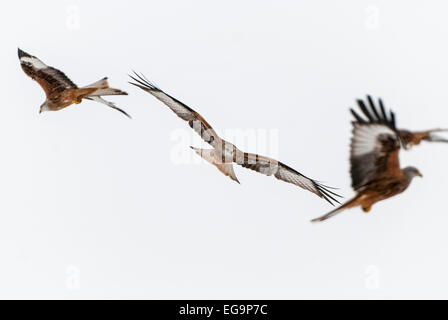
1 0 448 299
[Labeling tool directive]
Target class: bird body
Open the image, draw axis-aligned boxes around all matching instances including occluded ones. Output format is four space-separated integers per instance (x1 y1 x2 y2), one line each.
18 48 130 118
312 122 422 222
346 170 415 210
129 72 340 205
38 87 95 111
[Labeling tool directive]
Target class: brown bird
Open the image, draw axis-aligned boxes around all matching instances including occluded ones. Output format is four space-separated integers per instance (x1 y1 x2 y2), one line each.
312 120 422 222
18 48 130 118
129 72 341 205
351 95 447 149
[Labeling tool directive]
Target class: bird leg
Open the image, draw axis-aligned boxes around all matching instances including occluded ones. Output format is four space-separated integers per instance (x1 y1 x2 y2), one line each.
72 98 82 104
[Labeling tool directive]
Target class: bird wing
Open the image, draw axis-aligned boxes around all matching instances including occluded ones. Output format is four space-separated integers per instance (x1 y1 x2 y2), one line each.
421 129 448 143
234 151 341 205
350 95 448 147
84 96 131 119
350 123 402 191
18 49 77 97
129 72 220 148
404 129 448 145
350 95 398 132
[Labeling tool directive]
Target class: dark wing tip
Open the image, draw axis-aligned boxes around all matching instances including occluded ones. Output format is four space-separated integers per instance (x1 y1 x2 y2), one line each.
357 98 375 122
390 111 397 130
128 71 160 92
314 181 343 206
350 108 365 123
354 95 399 132
18 48 31 59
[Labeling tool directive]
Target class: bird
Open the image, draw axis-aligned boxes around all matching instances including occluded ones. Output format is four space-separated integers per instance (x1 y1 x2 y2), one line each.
18 48 130 118
311 119 422 222
351 95 447 149
129 72 341 205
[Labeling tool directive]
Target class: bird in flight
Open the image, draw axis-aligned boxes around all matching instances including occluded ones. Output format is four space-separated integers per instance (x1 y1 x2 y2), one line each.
312 118 422 222
18 48 130 118
351 95 447 149
129 72 341 205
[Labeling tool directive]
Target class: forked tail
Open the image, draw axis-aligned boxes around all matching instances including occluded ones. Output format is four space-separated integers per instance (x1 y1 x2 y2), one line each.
83 77 128 96
80 77 130 118
190 147 240 184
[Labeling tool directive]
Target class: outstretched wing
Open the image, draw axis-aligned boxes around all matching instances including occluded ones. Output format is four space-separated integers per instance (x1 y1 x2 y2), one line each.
234 151 341 205
129 72 220 148
350 123 401 191
18 48 77 97
421 129 448 143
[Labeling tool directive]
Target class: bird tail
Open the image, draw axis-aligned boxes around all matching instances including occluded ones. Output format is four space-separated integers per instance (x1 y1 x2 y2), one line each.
311 195 361 222
83 77 128 96
190 147 240 184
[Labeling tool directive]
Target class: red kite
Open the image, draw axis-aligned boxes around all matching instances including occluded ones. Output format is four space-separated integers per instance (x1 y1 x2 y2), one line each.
129 72 340 205
351 95 447 149
18 48 130 118
312 120 422 222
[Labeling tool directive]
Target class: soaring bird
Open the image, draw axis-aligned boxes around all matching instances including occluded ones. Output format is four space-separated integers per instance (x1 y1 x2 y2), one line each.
18 48 130 118
312 120 422 222
351 95 447 149
129 72 340 205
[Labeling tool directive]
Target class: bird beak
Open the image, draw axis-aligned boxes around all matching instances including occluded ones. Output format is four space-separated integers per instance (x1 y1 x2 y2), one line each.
417 172 423 178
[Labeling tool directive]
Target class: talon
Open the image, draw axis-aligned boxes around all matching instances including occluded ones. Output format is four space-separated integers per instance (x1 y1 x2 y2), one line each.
72 99 82 104
362 206 371 213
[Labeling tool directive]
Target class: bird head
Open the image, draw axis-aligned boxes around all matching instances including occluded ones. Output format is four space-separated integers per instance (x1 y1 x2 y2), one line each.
39 102 50 114
403 167 423 179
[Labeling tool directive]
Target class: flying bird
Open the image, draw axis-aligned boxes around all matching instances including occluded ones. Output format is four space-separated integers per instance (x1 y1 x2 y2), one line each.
129 72 341 205
312 120 422 222
18 48 130 118
351 95 447 149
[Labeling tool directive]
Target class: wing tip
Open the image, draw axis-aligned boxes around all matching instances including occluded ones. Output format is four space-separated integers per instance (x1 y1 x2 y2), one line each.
354 95 398 131
128 71 160 92
315 182 343 206
18 48 31 59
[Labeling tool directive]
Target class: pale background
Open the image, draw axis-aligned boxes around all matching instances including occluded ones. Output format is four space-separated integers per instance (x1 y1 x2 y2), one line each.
1 0 447 299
